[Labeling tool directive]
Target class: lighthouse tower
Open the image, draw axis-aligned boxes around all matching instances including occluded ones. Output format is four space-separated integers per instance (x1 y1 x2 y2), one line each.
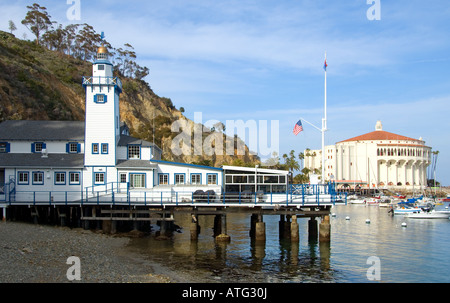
83 43 122 169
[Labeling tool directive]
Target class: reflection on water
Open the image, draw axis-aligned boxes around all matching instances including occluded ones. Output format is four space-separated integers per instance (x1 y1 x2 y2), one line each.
127 205 450 283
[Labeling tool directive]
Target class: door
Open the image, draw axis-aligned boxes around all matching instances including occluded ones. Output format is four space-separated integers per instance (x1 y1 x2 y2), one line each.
130 174 146 188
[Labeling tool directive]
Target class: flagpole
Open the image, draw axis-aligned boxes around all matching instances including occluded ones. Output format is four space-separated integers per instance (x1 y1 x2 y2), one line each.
322 51 327 184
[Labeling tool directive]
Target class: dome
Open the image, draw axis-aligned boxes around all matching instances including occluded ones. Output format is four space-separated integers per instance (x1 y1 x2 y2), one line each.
97 46 108 54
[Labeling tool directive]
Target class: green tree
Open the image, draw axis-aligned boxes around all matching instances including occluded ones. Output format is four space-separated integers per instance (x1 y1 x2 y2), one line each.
21 3 55 45
282 150 300 183
8 20 17 34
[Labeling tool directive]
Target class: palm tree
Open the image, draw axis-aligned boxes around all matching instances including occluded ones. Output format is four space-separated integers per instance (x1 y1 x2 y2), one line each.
283 150 300 184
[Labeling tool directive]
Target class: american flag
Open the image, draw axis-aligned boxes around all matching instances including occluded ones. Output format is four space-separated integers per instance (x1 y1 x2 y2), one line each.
293 120 303 136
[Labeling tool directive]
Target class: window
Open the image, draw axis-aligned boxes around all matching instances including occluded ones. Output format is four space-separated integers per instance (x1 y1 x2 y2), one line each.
94 94 107 104
0 142 10 153
92 143 99 154
128 145 140 159
101 143 109 154
69 143 79 153
159 174 169 185
32 172 44 185
94 172 105 185
69 172 80 185
32 142 46 153
18 172 29 185
130 174 145 188
175 174 185 185
191 174 201 185
120 173 127 183
55 172 66 185
207 174 217 185
98 64 105 70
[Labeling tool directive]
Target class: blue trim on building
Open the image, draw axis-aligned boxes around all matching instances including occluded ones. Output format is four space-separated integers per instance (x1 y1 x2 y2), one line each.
206 173 219 185
174 173 186 185
54 172 66 185
190 173 202 185
158 173 169 185
18 171 29 185
32 171 44 185
69 171 81 185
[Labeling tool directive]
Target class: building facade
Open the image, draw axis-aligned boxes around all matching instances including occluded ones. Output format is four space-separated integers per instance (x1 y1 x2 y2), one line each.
0 45 289 204
304 121 432 190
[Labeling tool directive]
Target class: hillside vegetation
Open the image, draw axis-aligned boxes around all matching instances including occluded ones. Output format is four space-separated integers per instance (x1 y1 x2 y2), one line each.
0 29 259 167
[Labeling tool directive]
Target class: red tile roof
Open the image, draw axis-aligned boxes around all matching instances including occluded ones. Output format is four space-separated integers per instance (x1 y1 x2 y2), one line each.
337 130 419 143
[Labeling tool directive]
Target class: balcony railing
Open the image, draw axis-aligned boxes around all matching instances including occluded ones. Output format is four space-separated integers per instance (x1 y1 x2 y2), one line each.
82 76 123 91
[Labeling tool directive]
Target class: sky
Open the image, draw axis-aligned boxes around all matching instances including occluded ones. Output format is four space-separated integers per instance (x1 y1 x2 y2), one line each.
1 0 450 185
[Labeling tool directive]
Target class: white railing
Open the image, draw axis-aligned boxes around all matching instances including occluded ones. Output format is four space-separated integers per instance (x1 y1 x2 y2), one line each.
82 76 122 90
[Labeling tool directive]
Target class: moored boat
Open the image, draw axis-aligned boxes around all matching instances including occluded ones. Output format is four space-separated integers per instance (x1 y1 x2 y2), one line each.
406 210 450 219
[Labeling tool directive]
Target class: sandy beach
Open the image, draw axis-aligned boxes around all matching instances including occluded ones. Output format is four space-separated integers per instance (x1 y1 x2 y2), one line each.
0 221 177 283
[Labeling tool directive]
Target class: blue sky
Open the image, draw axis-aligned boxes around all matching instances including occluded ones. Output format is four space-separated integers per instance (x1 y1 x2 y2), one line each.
1 0 450 185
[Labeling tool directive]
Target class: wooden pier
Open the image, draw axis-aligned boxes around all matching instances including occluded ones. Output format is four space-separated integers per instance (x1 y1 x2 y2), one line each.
0 184 338 243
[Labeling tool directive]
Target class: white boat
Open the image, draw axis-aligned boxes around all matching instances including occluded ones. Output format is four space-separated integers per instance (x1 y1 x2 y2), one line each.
393 206 421 215
349 198 366 204
406 210 450 219
366 197 380 205
348 196 366 204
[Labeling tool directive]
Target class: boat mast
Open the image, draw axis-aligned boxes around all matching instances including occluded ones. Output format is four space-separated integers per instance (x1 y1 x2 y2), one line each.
321 51 327 184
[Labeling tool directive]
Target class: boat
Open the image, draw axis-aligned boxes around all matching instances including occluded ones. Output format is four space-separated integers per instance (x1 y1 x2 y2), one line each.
379 198 395 208
393 206 421 215
366 197 380 205
349 198 366 204
348 195 366 204
434 202 450 215
406 210 450 219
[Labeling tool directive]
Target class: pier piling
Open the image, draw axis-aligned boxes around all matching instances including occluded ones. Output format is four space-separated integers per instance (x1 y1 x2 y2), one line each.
215 214 230 242
190 214 199 241
290 215 299 242
308 217 318 241
319 215 331 242
255 215 265 242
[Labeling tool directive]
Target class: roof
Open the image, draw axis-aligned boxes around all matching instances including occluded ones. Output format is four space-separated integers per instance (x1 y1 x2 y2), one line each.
0 121 162 151
118 135 161 151
0 153 84 168
0 120 85 141
116 159 157 168
337 130 419 144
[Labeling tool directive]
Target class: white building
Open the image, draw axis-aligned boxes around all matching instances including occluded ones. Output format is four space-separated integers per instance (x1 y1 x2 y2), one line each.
0 45 289 204
304 121 432 190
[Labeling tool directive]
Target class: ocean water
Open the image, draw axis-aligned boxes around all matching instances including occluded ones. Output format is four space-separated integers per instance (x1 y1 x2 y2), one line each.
127 204 450 283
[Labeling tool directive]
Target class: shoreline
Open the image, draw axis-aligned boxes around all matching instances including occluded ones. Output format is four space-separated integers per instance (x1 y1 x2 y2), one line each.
0 221 179 283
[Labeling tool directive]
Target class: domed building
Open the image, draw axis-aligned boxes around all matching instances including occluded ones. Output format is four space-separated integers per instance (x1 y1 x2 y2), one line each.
304 121 432 190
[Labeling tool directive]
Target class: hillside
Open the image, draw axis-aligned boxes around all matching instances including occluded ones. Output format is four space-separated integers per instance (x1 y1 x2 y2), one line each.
0 30 259 167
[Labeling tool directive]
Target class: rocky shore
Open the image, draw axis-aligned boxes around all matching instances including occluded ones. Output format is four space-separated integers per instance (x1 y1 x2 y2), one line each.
0 221 175 283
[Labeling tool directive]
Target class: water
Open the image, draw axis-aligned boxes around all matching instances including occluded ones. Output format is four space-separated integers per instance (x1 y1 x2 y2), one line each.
127 205 450 283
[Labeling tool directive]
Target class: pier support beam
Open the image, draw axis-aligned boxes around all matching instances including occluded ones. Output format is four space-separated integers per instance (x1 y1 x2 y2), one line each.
190 214 199 241
215 214 230 242
250 214 258 239
255 215 265 242
308 217 318 241
290 215 299 243
319 215 331 243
